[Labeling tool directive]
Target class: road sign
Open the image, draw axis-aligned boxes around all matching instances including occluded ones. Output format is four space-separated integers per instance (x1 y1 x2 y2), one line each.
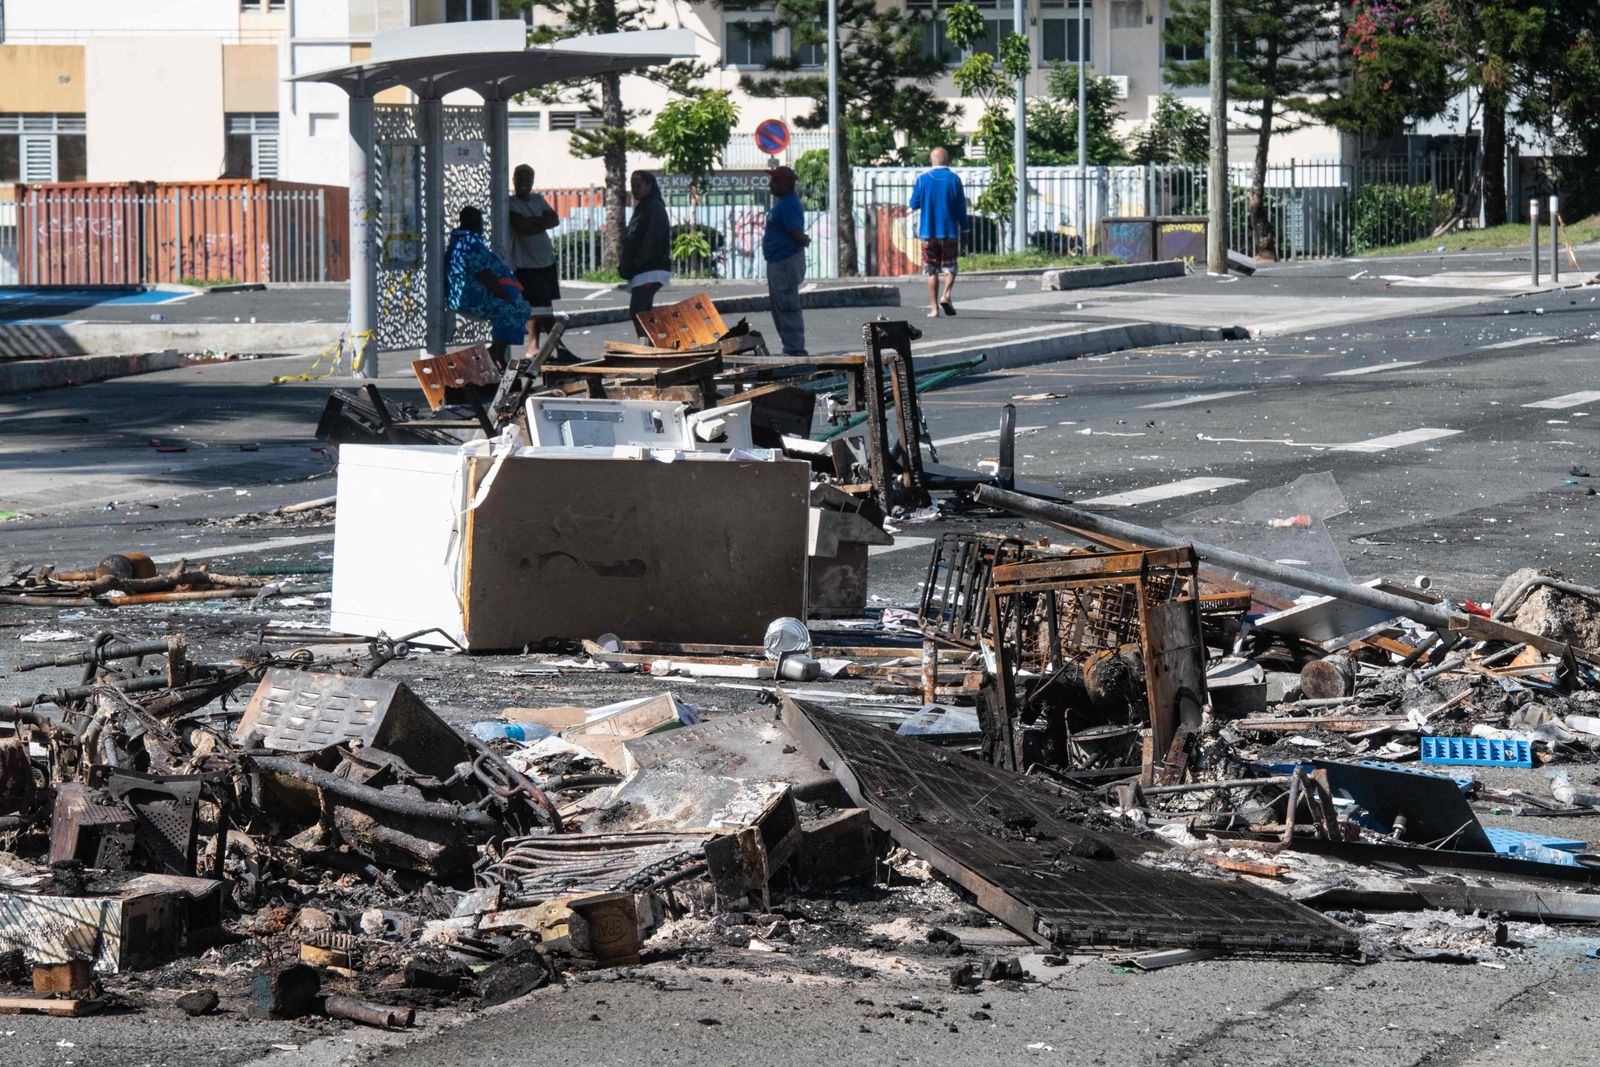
754 119 791 157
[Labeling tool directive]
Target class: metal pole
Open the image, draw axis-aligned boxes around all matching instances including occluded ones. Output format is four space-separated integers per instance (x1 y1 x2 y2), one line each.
1012 0 1027 254
1075 0 1086 253
1206 0 1227 273
1530 198 1540 288
348 91 379 377
1550 194 1560 283
972 485 1460 631
827 0 841 277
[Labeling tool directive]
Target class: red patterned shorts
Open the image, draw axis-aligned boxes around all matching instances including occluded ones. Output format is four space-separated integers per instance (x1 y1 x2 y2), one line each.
922 237 960 275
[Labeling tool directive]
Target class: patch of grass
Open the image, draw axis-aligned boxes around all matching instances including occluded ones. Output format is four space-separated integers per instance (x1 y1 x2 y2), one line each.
1357 213 1600 257
177 277 243 288
578 268 623 284
959 251 1121 272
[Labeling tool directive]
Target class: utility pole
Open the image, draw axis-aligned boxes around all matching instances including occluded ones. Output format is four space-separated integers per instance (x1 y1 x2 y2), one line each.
1075 0 1086 254
1012 0 1027 254
1206 0 1227 274
827 0 841 277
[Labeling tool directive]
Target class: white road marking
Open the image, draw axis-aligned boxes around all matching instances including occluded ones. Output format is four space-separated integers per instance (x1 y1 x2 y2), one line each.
1324 360 1423 377
1334 427 1461 453
932 425 1045 447
154 532 334 564
1140 390 1251 409
870 536 935 556
1523 390 1600 410
584 289 609 301
1079 477 1246 507
1479 335 1555 350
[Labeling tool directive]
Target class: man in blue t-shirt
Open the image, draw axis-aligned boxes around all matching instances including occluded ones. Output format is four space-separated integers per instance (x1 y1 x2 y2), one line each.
763 166 812 356
908 147 969 318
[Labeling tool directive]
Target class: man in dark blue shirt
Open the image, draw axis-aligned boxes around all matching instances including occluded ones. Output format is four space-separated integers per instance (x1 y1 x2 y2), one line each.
763 166 811 356
908 147 968 317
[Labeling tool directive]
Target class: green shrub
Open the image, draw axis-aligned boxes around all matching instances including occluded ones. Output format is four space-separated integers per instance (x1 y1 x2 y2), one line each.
1351 184 1456 252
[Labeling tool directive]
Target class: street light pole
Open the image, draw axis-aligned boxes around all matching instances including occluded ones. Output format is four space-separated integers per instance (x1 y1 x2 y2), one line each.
1075 0 1086 254
1206 0 1227 274
827 0 841 277
1012 0 1027 254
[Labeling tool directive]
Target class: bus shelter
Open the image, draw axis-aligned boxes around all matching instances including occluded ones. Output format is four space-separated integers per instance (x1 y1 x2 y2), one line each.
292 21 693 376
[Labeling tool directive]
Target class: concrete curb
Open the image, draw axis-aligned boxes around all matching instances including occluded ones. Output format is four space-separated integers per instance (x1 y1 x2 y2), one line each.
0 350 185 394
921 320 1247 373
1041 261 1187 290
0 321 340 359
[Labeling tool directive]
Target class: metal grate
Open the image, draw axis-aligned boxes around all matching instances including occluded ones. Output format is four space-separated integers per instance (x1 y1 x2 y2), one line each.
783 697 1359 957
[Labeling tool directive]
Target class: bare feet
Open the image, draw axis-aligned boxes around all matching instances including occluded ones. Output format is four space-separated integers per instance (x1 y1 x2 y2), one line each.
926 307 940 318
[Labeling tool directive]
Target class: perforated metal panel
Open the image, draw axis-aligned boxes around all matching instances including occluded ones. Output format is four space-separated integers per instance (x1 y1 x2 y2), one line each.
236 669 469 780
783 697 1359 958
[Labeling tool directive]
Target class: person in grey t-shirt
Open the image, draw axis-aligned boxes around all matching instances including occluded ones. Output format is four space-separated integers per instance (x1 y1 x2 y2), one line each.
507 164 562 349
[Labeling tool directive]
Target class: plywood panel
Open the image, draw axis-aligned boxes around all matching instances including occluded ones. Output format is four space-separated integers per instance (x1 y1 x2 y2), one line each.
463 457 809 649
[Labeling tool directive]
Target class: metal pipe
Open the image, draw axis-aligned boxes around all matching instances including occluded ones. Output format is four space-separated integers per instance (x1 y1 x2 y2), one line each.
5 673 173 713
1492 575 1600 622
973 486 1458 630
13 638 178 674
248 755 503 833
321 995 414 1029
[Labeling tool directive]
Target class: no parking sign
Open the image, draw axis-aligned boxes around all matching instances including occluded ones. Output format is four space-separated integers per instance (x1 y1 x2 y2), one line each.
754 118 790 157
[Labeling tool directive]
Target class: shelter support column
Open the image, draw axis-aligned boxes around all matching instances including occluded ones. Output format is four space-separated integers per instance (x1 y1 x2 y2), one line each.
348 92 379 378
422 92 447 357
486 95 510 262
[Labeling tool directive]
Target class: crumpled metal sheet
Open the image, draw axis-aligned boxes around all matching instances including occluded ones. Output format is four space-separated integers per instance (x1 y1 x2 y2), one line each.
781 697 1359 958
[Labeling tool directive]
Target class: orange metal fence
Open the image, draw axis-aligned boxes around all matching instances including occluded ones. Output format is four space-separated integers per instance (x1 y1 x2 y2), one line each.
14 180 348 285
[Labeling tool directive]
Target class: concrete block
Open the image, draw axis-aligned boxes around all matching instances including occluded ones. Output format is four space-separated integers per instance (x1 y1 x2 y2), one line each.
1040 260 1186 291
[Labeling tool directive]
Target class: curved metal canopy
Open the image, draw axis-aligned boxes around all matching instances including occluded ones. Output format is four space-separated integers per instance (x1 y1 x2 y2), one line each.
291 22 696 99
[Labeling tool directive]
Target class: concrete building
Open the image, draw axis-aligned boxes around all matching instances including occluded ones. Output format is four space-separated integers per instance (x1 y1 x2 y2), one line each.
1 0 1354 196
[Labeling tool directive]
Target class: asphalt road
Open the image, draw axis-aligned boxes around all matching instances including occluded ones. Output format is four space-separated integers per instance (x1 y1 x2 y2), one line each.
3 253 1600 1065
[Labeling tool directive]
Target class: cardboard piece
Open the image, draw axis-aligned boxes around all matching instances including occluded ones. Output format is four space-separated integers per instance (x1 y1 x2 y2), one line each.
502 706 590 730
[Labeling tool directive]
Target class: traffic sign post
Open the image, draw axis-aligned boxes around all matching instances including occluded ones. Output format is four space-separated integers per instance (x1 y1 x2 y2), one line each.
754 118 791 162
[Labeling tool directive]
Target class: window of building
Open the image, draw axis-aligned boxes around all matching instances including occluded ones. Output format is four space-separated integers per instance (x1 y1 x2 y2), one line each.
240 0 287 11
509 112 542 131
724 17 775 68
0 114 86 183
912 1 1014 68
1163 18 1205 62
1041 2 1092 64
445 0 497 21
224 113 280 179
791 35 825 69
547 110 602 131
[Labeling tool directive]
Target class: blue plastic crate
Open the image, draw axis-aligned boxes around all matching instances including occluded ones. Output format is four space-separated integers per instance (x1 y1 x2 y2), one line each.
1483 826 1586 854
1419 736 1533 768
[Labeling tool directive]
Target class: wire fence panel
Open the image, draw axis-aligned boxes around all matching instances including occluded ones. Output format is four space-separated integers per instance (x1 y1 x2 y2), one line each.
532 154 1477 281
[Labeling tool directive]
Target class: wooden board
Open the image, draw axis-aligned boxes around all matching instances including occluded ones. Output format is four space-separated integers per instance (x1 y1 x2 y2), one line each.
1140 597 1207 782
462 456 810 649
0 996 102 1017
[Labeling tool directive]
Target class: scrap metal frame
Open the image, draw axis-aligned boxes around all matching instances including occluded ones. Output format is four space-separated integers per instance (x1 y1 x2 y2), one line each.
986 546 1208 782
860 320 931 513
917 532 1026 650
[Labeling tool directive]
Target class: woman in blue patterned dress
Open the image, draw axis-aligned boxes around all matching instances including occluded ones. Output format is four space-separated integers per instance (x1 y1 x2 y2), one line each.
445 205 532 366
